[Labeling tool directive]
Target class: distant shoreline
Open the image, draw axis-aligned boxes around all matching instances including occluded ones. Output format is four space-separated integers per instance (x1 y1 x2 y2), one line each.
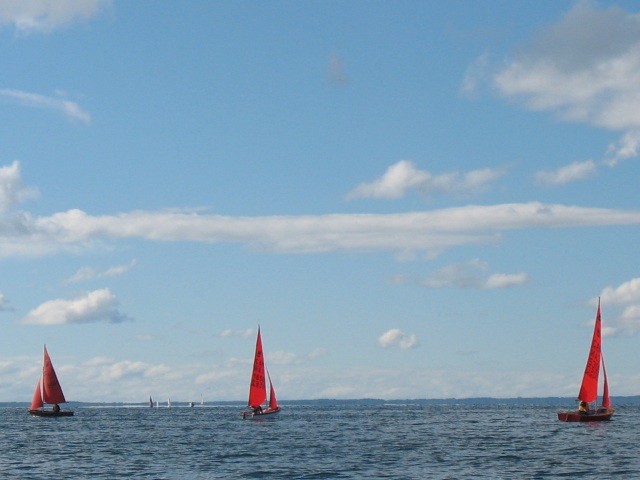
5 396 640 407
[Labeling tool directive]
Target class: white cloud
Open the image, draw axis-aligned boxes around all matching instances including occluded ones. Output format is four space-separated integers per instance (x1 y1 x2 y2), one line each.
64 259 137 284
605 130 640 166
600 277 640 306
19 288 130 325
346 160 430 199
345 160 507 200
378 329 419 349
0 0 111 33
594 278 640 336
493 2 640 131
484 272 529 289
477 3 640 184
0 160 39 212
220 328 255 338
0 292 12 311
0 89 91 123
535 160 597 186
2 201 640 259
422 259 529 289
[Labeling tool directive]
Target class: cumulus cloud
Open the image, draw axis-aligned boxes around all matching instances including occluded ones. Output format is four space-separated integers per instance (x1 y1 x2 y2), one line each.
19 288 130 325
0 89 91 123
379 329 419 349
596 278 640 335
345 160 507 200
422 259 528 289
0 160 39 212
478 3 640 185
493 2 640 130
64 259 137 284
0 0 111 33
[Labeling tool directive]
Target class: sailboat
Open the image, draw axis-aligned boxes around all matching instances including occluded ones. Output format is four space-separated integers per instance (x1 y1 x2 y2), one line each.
241 327 281 419
29 345 74 417
557 300 615 422
149 396 154 408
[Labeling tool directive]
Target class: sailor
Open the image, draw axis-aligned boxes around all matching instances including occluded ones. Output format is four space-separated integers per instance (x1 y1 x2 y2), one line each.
578 401 589 415
52 404 60 413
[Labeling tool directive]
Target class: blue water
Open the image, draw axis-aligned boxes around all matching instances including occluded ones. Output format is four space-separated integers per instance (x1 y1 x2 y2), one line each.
0 404 637 479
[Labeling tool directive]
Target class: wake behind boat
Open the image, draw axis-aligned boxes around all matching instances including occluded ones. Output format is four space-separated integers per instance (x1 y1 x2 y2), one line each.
242 327 281 419
29 345 74 417
557 299 614 422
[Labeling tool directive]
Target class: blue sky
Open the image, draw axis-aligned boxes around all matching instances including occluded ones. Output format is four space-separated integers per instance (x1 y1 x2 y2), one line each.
1 0 640 403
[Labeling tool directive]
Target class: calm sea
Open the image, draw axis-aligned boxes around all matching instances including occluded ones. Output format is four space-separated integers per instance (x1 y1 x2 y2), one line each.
0 403 637 479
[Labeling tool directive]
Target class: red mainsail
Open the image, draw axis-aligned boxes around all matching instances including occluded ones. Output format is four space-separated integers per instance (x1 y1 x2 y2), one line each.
248 328 266 407
30 346 67 410
42 346 67 405
578 302 602 403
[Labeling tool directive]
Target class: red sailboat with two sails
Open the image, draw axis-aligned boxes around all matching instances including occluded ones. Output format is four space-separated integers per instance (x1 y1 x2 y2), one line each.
242 327 281 419
29 345 74 417
557 300 614 422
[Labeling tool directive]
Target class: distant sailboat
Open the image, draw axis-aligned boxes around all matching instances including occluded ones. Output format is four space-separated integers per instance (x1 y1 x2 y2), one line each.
149 396 154 408
557 299 615 422
29 345 73 417
167 398 171 408
242 327 281 418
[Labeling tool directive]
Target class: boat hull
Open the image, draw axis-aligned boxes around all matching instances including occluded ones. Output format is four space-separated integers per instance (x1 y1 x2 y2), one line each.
29 409 74 417
557 408 614 422
241 407 281 419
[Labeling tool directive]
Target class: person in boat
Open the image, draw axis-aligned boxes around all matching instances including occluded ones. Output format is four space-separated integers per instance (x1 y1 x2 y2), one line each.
578 401 589 415
252 405 263 415
52 404 60 413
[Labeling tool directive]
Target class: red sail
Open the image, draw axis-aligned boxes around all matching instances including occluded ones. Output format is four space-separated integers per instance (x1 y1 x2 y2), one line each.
30 377 44 410
42 346 67 405
578 302 602 403
248 328 266 407
267 368 278 409
602 355 611 409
